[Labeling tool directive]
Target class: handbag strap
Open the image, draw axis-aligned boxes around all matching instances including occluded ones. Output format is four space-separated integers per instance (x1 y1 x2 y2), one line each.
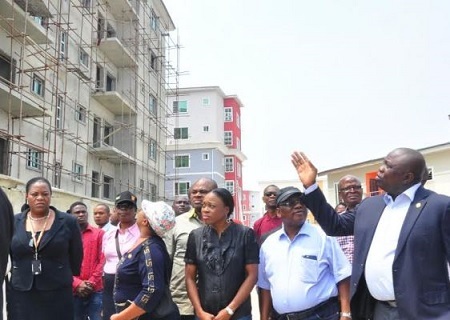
115 229 122 259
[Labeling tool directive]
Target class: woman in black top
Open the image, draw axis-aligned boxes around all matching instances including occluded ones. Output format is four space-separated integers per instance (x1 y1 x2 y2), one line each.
185 188 259 320
7 177 83 320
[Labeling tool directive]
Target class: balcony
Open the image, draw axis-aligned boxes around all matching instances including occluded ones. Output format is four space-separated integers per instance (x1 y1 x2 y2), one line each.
98 37 136 68
89 142 136 164
100 0 137 21
92 90 135 115
0 0 53 45
0 80 49 117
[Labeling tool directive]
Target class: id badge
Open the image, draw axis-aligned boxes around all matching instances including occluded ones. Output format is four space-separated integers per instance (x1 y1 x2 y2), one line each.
31 260 42 275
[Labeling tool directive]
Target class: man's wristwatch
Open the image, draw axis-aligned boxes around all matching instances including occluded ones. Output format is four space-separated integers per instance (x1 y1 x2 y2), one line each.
225 306 234 316
340 312 352 319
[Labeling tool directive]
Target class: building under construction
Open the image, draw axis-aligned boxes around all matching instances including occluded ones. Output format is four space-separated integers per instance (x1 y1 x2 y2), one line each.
0 0 179 210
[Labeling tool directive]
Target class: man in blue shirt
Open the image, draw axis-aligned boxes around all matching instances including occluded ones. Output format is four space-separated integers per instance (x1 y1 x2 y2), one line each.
258 187 351 320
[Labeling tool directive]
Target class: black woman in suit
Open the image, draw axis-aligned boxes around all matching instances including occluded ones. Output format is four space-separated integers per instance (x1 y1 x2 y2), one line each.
7 177 83 320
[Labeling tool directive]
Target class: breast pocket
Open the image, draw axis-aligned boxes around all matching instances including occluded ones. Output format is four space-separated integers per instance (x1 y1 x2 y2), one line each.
299 255 319 283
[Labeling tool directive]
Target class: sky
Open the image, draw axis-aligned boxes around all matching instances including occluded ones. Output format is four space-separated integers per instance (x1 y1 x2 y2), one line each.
164 0 450 190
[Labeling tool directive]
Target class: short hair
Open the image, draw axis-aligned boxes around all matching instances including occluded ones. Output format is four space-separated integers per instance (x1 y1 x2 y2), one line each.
69 201 87 213
26 177 52 194
95 203 110 214
210 188 234 217
263 184 279 193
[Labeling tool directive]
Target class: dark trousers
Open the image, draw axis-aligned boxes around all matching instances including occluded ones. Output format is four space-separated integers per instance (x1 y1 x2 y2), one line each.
373 302 400 320
102 273 116 320
277 297 339 320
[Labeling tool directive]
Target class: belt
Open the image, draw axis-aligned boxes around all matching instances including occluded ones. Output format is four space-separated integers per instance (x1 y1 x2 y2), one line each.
282 297 338 320
379 300 397 308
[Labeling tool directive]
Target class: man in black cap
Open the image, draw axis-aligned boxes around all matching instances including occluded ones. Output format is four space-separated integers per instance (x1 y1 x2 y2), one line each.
102 191 140 320
258 186 351 320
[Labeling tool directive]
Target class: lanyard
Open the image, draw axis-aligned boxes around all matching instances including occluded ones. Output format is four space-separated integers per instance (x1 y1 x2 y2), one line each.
29 213 50 260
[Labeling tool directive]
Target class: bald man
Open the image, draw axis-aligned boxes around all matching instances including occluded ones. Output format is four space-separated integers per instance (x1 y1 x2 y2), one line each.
291 148 450 320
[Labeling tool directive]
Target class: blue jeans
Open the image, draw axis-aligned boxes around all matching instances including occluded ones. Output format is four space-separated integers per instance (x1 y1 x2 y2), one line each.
74 291 103 320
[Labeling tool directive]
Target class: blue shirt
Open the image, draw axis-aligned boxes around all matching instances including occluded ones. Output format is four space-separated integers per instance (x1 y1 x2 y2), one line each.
258 222 351 313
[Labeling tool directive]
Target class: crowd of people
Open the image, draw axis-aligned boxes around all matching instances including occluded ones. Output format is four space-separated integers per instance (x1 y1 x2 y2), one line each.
0 147 449 320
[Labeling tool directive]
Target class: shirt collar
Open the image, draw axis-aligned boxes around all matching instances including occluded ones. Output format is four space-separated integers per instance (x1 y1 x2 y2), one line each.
117 221 139 235
188 207 203 221
279 221 312 240
383 182 421 205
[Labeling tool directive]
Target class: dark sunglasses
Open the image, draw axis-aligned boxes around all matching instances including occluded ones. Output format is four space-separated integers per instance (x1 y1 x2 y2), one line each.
264 192 278 197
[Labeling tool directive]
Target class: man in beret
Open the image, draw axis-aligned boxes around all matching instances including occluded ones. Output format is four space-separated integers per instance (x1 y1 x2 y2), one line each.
258 186 351 320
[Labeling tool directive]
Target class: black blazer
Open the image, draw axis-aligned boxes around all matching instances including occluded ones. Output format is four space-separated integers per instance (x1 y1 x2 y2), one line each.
0 188 14 320
302 186 450 320
10 207 83 291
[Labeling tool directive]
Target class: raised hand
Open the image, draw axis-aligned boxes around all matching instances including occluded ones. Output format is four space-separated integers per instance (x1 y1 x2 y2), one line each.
291 151 318 188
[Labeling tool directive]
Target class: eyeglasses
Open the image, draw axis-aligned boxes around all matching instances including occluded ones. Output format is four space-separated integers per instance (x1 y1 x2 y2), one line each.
116 203 135 210
279 199 304 209
175 201 189 205
339 185 362 193
264 192 278 197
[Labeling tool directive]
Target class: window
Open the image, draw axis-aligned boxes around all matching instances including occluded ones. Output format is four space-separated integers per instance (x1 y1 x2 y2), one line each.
149 183 157 201
140 179 145 190
237 162 241 178
53 162 61 188
60 32 67 60
224 131 232 146
73 162 84 182
202 153 209 160
55 96 64 129
225 157 234 172
149 139 157 160
92 171 100 198
203 125 209 132
150 51 157 71
27 148 42 170
31 74 44 96
174 127 188 140
175 155 189 168
106 73 116 91
202 97 210 106
149 94 157 115
33 16 47 27
224 181 234 195
96 65 104 90
79 48 89 67
173 100 188 113
103 175 113 199
236 114 240 128
426 167 433 181
236 137 241 150
224 107 232 122
81 0 91 10
0 52 16 84
75 104 87 123
150 10 158 31
175 181 190 196
104 121 113 146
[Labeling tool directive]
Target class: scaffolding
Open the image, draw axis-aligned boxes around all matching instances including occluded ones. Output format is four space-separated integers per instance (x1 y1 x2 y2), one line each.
0 0 180 204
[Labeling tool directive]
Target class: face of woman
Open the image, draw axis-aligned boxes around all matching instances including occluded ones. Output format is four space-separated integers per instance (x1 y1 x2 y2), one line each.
26 181 51 213
135 210 146 226
115 203 136 225
201 193 229 226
